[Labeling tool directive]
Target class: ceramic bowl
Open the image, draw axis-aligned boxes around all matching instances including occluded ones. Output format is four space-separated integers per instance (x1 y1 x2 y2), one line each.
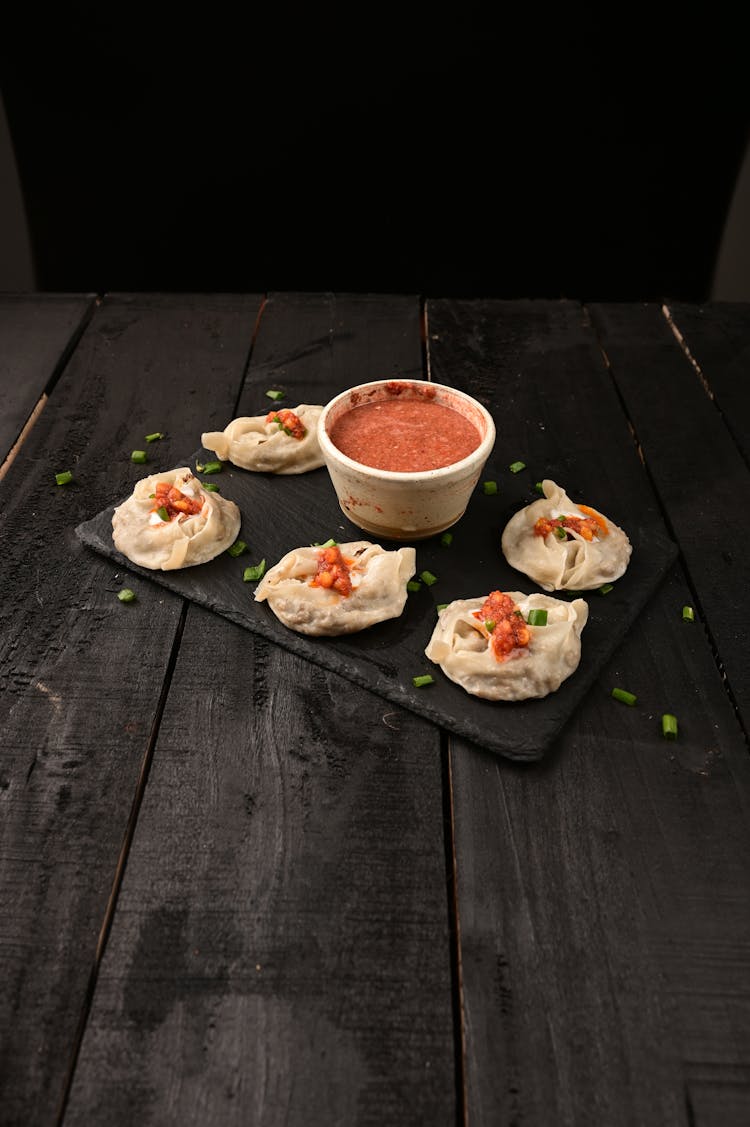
317 379 496 540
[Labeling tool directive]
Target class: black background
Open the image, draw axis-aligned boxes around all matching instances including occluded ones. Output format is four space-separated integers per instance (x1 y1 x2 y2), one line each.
3 10 748 299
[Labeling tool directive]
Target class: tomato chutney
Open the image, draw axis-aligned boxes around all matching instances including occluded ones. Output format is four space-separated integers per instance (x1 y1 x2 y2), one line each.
328 398 481 472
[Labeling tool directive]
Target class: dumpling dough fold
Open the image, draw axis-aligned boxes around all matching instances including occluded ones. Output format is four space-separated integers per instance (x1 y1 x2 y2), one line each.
201 405 324 474
425 591 588 700
501 479 632 591
254 541 416 635
112 467 241 570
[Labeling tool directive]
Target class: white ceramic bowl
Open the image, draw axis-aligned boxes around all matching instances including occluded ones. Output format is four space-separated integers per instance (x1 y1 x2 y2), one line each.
317 379 496 540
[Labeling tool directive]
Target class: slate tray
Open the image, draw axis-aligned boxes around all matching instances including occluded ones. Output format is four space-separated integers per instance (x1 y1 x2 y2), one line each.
76 452 678 761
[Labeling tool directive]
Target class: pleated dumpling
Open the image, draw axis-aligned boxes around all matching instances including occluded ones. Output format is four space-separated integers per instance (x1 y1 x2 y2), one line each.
425 590 589 700
201 405 324 474
112 467 241 570
254 541 416 636
501 479 632 591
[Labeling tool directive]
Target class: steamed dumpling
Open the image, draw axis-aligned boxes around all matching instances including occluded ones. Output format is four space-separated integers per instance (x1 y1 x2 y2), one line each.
425 590 588 700
254 541 416 635
112 467 241 570
201 405 324 474
501 479 632 591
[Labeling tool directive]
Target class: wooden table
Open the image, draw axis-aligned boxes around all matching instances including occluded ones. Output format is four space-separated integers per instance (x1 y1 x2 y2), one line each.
1 293 749 1126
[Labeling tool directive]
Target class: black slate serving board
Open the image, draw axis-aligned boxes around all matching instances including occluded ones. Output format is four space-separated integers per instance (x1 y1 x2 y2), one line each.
76 451 677 760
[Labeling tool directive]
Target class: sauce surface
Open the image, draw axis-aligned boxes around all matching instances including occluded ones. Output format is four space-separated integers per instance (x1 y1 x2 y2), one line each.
329 398 481 472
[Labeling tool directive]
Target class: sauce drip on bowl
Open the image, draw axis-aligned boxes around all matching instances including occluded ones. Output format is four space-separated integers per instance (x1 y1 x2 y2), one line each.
328 398 481 472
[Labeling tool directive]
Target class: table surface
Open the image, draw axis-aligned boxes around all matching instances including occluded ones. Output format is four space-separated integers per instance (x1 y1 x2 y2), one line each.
1 292 749 1127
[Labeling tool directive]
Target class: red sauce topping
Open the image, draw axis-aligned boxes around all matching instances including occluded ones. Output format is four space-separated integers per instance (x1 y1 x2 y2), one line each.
534 505 608 542
151 480 204 522
473 591 530 662
266 408 307 439
310 545 354 596
328 398 481 472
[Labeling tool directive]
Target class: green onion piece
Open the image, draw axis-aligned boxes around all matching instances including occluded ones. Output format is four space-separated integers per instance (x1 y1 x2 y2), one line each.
535 481 544 494
611 687 637 706
201 460 223 474
195 461 205 472
682 605 694 622
420 570 438 587
227 540 248 557
266 389 285 401
554 526 567 540
201 482 220 491
436 603 449 612
484 619 496 632
145 431 165 442
313 538 338 547
156 505 169 521
117 588 136 603
527 608 548 626
509 460 526 474
243 560 266 582
131 450 147 464
661 713 678 739
482 480 498 495
55 470 73 486
440 532 453 547
599 583 614 595
412 674 435 688
406 580 422 592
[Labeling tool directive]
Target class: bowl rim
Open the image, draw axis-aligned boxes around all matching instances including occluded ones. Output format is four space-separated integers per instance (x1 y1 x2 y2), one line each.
317 378 496 482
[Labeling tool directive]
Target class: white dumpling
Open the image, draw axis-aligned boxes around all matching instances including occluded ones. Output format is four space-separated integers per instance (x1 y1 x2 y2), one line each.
112 467 241 571
254 541 416 636
201 405 324 474
501 479 632 591
425 590 589 700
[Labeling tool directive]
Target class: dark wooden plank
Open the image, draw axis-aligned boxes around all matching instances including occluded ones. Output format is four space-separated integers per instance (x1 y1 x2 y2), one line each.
589 302 750 731
0 293 94 463
0 293 261 1127
666 301 750 460
426 299 750 1126
64 293 456 1126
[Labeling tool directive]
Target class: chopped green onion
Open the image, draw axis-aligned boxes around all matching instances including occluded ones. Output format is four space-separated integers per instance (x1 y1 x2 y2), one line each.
534 481 544 494
661 713 678 739
243 560 266 582
412 674 435 688
509 460 526 474
313 538 338 547
145 431 165 442
682 606 694 622
554 526 567 540
599 583 614 595
484 619 496 632
227 540 248 557
55 470 73 486
611 687 637 706
406 580 422 592
527 608 548 626
420 570 438 587
131 450 147 464
266 388 285 401
440 532 453 547
201 482 220 491
201 460 223 474
482 480 498 495
156 505 169 521
117 588 136 603
436 603 449 612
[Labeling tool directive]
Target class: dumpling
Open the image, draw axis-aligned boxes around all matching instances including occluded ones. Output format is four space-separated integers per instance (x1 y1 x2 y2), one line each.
112 467 241 570
425 590 589 700
501 479 632 591
254 541 416 635
201 405 324 474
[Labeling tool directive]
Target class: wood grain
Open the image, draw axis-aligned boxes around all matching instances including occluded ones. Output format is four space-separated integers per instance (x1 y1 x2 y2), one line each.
0 293 262 1127
426 299 750 1126
64 293 456 1126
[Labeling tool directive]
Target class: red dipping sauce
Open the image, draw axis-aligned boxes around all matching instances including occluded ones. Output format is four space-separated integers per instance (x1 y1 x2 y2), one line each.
328 398 481 472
